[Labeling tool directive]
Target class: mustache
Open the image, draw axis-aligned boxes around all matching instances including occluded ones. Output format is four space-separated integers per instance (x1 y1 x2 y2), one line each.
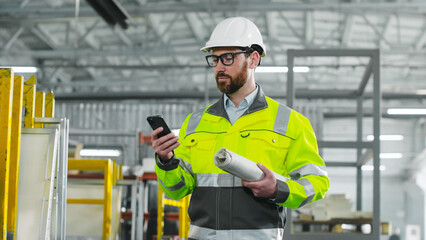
216 72 232 80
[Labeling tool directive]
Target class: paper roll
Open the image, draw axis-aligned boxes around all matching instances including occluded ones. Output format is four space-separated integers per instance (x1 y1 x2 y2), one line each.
214 148 289 182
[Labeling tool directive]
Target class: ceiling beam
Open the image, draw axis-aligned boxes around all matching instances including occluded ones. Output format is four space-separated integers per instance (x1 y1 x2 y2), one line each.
304 11 313 46
76 19 100 46
113 27 133 46
1 2 426 17
381 15 393 46
53 89 426 101
147 14 168 45
415 21 426 50
1 47 426 59
341 14 353 47
37 62 426 70
30 25 57 49
278 12 306 47
184 13 205 42
360 14 393 49
3 27 24 50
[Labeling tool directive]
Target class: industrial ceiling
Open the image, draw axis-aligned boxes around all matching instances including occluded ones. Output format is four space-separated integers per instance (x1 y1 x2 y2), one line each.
0 0 425 177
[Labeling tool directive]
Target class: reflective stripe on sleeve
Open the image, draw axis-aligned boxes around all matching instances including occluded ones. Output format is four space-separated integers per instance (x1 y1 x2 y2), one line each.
297 178 315 207
189 225 284 240
289 163 328 180
177 157 194 177
158 175 186 191
273 104 292 136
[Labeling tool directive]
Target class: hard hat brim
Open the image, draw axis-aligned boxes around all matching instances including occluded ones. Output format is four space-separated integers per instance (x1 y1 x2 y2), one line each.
200 44 266 57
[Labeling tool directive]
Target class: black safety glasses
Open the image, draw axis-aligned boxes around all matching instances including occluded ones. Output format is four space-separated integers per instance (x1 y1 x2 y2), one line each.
205 51 248 67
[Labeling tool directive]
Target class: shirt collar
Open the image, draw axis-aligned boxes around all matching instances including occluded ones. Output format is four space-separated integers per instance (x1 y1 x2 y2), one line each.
224 85 259 110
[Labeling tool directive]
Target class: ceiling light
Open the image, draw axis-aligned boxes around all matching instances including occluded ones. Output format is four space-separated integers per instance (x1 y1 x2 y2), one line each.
361 165 386 171
80 149 121 157
387 108 426 115
255 66 310 73
380 153 403 159
0 66 38 73
366 135 404 141
416 89 426 95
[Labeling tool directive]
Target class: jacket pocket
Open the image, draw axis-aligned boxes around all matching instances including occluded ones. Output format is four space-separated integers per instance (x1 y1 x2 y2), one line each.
184 133 218 173
241 130 291 174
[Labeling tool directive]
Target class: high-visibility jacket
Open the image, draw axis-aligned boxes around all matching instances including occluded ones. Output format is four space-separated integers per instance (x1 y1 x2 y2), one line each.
155 86 329 240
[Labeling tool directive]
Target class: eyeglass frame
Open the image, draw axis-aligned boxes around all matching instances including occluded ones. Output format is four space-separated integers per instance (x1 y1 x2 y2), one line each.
205 50 251 67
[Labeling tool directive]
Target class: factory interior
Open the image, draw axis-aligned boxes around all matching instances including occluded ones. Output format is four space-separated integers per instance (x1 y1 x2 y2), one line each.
1 0 426 240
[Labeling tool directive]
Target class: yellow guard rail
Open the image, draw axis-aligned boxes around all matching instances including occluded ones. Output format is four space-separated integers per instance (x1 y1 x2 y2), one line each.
67 159 114 240
157 186 190 239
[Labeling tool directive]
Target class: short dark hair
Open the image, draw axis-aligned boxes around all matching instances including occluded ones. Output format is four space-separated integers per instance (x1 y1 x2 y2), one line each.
238 46 262 66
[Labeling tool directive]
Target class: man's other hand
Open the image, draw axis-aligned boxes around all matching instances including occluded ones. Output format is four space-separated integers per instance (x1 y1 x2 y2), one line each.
242 163 278 198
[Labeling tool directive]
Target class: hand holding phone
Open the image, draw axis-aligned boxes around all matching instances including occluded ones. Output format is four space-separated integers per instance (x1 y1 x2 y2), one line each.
147 115 172 138
147 115 178 162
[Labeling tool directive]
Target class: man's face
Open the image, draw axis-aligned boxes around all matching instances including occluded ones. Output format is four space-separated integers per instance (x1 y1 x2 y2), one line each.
213 48 249 95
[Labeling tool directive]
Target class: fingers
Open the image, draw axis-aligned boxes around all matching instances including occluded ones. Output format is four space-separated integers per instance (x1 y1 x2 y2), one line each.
257 163 272 176
242 163 277 198
151 128 180 160
151 127 164 140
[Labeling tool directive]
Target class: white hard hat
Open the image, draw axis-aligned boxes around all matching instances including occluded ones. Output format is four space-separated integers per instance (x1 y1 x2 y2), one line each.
200 17 266 57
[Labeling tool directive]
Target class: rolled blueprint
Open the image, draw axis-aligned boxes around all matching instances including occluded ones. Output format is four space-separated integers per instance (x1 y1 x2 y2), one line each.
214 148 289 182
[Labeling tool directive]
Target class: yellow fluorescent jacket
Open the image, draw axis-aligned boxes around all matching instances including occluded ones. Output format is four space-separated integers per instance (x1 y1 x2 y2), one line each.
155 87 329 239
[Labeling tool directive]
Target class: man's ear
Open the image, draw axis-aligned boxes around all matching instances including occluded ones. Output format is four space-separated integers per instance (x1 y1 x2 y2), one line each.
249 51 260 69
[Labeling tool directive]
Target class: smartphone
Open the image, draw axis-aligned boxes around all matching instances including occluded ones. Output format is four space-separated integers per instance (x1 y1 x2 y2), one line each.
147 115 172 138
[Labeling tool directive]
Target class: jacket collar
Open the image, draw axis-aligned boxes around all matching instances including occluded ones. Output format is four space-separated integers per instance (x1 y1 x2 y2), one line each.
206 84 269 120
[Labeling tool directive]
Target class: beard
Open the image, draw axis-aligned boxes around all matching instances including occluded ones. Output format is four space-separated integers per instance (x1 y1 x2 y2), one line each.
215 61 248 95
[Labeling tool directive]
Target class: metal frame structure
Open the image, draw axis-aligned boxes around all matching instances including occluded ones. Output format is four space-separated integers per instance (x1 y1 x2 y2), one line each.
18 127 60 240
35 91 45 128
284 49 381 240
130 178 145 240
7 75 23 240
0 68 14 240
1 69 65 240
67 159 115 240
35 117 69 240
23 76 36 128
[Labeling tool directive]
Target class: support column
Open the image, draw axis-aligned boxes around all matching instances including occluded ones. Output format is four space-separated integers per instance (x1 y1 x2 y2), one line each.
6 76 23 240
0 69 14 240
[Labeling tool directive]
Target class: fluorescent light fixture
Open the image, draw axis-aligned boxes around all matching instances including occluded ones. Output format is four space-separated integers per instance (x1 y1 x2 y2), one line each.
387 108 426 115
0 66 38 73
380 153 403 159
361 165 386 171
341 224 356 231
366 135 404 141
416 89 426 95
255 66 310 73
80 149 121 157
293 66 310 73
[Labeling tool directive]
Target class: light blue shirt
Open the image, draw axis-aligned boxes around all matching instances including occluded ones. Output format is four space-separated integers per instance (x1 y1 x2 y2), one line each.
224 86 259 125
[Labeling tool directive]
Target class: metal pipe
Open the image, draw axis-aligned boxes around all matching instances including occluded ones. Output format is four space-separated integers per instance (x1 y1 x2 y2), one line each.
372 49 381 239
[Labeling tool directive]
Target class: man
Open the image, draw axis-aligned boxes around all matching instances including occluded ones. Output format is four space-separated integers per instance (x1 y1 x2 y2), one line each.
151 17 329 239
